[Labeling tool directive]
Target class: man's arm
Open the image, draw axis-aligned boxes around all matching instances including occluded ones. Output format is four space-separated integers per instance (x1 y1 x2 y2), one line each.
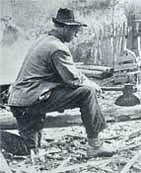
52 50 101 92
52 50 85 87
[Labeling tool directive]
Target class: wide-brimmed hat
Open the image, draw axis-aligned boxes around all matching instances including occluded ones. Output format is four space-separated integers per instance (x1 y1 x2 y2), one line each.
52 8 87 27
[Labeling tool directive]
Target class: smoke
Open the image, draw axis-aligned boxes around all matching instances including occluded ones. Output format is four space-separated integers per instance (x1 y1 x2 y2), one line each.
0 24 31 85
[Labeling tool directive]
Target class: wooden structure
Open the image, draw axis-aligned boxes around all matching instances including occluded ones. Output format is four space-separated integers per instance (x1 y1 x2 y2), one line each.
114 49 137 84
126 0 141 56
113 0 141 84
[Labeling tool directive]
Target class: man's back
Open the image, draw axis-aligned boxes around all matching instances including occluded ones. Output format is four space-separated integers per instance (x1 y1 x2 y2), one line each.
8 35 69 106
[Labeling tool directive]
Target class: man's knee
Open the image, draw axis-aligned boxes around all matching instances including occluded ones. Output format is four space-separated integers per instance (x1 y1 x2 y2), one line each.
79 86 96 97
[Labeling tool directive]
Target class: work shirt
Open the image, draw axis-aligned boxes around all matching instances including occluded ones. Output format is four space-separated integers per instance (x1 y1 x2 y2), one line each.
8 31 88 106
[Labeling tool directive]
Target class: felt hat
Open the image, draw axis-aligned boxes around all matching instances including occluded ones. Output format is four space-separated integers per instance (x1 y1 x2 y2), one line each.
52 8 87 27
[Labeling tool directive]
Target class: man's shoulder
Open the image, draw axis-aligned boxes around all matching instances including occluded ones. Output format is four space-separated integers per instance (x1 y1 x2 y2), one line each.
44 35 70 52
32 35 70 55
48 36 68 51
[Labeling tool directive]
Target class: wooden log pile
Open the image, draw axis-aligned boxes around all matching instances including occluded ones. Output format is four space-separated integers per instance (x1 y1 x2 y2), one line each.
75 63 114 79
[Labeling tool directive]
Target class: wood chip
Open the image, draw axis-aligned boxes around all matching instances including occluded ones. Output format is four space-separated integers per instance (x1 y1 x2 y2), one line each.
121 150 141 173
46 158 112 173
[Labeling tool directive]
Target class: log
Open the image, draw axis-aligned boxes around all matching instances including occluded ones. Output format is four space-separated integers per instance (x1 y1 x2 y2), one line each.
1 104 141 130
75 63 113 72
80 69 113 79
80 69 105 79
0 111 82 130
75 63 113 79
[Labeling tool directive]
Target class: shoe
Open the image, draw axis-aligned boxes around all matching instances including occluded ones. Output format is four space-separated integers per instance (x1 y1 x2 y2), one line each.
87 138 116 158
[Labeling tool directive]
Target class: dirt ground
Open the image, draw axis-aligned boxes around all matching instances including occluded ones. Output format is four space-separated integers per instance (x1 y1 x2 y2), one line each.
4 120 141 173
1 81 141 173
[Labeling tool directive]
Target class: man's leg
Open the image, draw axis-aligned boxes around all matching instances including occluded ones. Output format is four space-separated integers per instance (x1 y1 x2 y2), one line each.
10 85 114 157
35 85 106 138
10 107 45 154
34 85 115 157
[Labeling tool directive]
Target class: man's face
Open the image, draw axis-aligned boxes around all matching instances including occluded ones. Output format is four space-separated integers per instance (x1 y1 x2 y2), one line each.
63 25 80 42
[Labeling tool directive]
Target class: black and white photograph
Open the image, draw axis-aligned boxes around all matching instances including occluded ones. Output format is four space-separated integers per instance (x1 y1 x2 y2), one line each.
1 0 141 172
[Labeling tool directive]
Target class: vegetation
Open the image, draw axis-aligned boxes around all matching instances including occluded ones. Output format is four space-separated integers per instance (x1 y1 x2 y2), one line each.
1 0 127 65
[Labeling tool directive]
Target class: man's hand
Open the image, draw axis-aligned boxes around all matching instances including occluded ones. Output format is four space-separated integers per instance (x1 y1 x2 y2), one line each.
90 81 102 94
80 75 102 96
82 77 102 94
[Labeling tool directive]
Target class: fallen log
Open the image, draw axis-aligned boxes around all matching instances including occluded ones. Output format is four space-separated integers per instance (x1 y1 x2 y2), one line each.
80 69 104 79
74 63 113 79
1 104 141 130
80 69 113 79
0 111 82 129
75 63 113 72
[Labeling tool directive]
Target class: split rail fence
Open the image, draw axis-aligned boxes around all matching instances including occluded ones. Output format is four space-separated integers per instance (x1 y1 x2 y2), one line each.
74 23 127 68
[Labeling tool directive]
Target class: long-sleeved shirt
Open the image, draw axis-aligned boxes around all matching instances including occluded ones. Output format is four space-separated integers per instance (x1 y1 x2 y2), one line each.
8 32 88 106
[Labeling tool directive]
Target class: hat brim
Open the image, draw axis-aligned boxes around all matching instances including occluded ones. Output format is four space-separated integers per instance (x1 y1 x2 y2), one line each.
52 17 87 27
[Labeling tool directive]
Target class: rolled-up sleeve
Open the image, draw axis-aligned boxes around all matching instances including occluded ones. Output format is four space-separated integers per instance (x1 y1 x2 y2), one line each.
52 50 87 87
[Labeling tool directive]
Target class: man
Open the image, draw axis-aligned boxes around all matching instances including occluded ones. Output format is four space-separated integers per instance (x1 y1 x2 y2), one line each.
8 8 115 158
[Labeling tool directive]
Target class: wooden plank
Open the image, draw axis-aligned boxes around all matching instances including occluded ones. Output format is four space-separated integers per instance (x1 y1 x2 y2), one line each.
97 29 103 65
75 63 113 72
117 50 136 62
114 63 137 71
114 25 119 65
113 76 129 84
80 69 104 79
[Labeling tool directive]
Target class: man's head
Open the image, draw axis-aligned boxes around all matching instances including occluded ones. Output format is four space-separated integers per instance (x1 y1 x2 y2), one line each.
52 8 87 42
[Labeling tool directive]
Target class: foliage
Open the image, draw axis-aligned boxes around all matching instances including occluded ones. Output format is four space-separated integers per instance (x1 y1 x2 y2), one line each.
1 0 127 65
69 0 113 12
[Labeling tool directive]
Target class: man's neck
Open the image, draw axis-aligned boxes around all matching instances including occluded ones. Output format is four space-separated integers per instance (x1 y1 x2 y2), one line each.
48 29 65 42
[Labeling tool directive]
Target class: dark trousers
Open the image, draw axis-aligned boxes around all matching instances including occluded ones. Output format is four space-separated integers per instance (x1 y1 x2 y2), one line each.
11 85 106 150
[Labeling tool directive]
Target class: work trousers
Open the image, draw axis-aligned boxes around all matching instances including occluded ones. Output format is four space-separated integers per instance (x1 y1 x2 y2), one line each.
10 85 106 150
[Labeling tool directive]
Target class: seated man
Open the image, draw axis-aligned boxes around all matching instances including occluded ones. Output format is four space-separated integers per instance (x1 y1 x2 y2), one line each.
8 8 115 158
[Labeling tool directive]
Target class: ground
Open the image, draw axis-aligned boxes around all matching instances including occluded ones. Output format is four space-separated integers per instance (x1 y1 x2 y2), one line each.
1 79 141 172
4 121 141 173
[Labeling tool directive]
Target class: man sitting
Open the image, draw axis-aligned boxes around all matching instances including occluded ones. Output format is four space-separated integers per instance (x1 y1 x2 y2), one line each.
8 8 115 158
